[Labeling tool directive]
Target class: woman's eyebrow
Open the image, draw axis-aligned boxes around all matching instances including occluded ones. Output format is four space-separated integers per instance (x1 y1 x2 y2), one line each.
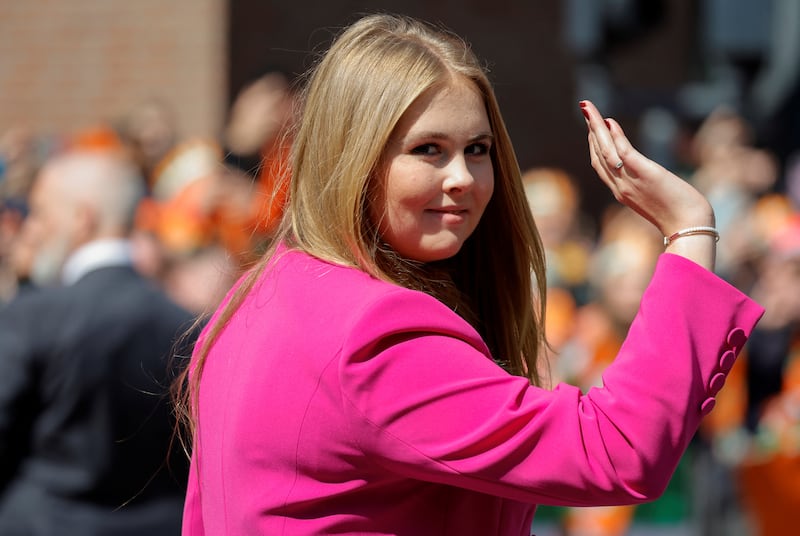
404 131 494 142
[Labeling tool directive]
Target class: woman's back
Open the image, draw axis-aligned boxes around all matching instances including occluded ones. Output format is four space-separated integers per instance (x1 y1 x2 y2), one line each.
185 246 537 535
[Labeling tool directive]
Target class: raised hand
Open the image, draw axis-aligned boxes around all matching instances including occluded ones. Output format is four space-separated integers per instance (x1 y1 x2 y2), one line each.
580 100 717 271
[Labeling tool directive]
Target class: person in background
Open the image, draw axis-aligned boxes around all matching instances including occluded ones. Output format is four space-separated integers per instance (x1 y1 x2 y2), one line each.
735 213 800 536
133 138 239 314
0 124 45 203
0 124 51 302
0 198 34 301
220 68 298 259
688 107 779 288
522 167 594 308
176 14 763 536
117 97 180 185
0 150 196 535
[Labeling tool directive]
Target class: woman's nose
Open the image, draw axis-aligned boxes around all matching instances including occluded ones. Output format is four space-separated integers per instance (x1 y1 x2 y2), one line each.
442 154 474 193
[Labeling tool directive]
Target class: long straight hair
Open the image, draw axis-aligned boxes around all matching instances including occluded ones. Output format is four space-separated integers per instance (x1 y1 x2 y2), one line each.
174 13 548 440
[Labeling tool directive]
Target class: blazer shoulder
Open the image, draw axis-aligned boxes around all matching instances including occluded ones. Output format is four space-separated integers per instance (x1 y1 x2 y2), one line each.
250 248 488 354
277 249 463 324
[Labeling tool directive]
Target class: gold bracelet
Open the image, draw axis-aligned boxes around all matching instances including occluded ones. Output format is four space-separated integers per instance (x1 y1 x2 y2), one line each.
663 226 720 247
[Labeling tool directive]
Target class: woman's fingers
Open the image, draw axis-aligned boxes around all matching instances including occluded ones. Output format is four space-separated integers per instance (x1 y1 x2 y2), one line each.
587 131 620 197
605 117 647 180
580 100 623 174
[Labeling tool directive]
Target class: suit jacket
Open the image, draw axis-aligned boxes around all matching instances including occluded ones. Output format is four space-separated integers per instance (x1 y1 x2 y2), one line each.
0 265 197 535
183 248 764 536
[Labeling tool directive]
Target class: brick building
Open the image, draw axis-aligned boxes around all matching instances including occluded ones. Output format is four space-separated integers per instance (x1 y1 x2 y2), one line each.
0 0 227 141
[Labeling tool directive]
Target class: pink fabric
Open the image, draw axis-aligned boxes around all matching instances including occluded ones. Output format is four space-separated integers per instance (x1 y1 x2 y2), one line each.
183 248 763 535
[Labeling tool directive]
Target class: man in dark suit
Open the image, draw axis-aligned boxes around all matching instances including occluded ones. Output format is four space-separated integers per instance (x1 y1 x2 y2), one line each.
0 150 197 535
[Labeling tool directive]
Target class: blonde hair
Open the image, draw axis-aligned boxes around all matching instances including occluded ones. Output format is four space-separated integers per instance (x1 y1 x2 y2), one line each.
174 13 548 439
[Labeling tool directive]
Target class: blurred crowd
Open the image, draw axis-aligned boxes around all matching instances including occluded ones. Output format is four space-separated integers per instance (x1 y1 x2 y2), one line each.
0 69 297 314
1 70 799 534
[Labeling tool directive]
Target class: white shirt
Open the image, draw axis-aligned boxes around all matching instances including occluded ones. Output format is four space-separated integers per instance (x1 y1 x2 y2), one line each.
61 239 134 286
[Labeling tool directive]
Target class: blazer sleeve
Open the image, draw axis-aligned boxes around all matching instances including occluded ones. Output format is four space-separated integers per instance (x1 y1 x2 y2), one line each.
338 253 764 507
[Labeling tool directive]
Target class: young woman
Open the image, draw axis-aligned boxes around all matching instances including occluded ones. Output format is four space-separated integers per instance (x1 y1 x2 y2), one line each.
176 13 763 535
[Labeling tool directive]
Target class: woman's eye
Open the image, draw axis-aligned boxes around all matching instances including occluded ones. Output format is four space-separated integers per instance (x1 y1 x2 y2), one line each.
411 144 439 156
466 143 490 156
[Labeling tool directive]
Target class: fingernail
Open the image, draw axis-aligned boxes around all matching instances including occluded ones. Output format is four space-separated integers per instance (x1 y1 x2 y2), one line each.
579 100 587 108
581 108 590 120
604 119 612 129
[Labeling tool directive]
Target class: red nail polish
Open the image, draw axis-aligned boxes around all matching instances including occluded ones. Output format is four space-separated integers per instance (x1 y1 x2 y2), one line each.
581 108 590 120
579 100 587 108
604 119 611 129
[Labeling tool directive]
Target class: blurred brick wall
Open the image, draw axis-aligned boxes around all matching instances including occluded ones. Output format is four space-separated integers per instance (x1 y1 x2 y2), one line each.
0 0 227 140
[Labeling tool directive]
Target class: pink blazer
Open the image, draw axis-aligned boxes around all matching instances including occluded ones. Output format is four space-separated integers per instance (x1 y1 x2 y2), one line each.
183 248 763 535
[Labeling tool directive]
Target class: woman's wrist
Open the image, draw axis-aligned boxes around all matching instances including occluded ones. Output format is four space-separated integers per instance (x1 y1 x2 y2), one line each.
663 232 717 272
663 226 719 247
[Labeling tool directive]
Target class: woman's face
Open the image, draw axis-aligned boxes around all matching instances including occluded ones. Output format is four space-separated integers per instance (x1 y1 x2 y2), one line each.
373 77 494 262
